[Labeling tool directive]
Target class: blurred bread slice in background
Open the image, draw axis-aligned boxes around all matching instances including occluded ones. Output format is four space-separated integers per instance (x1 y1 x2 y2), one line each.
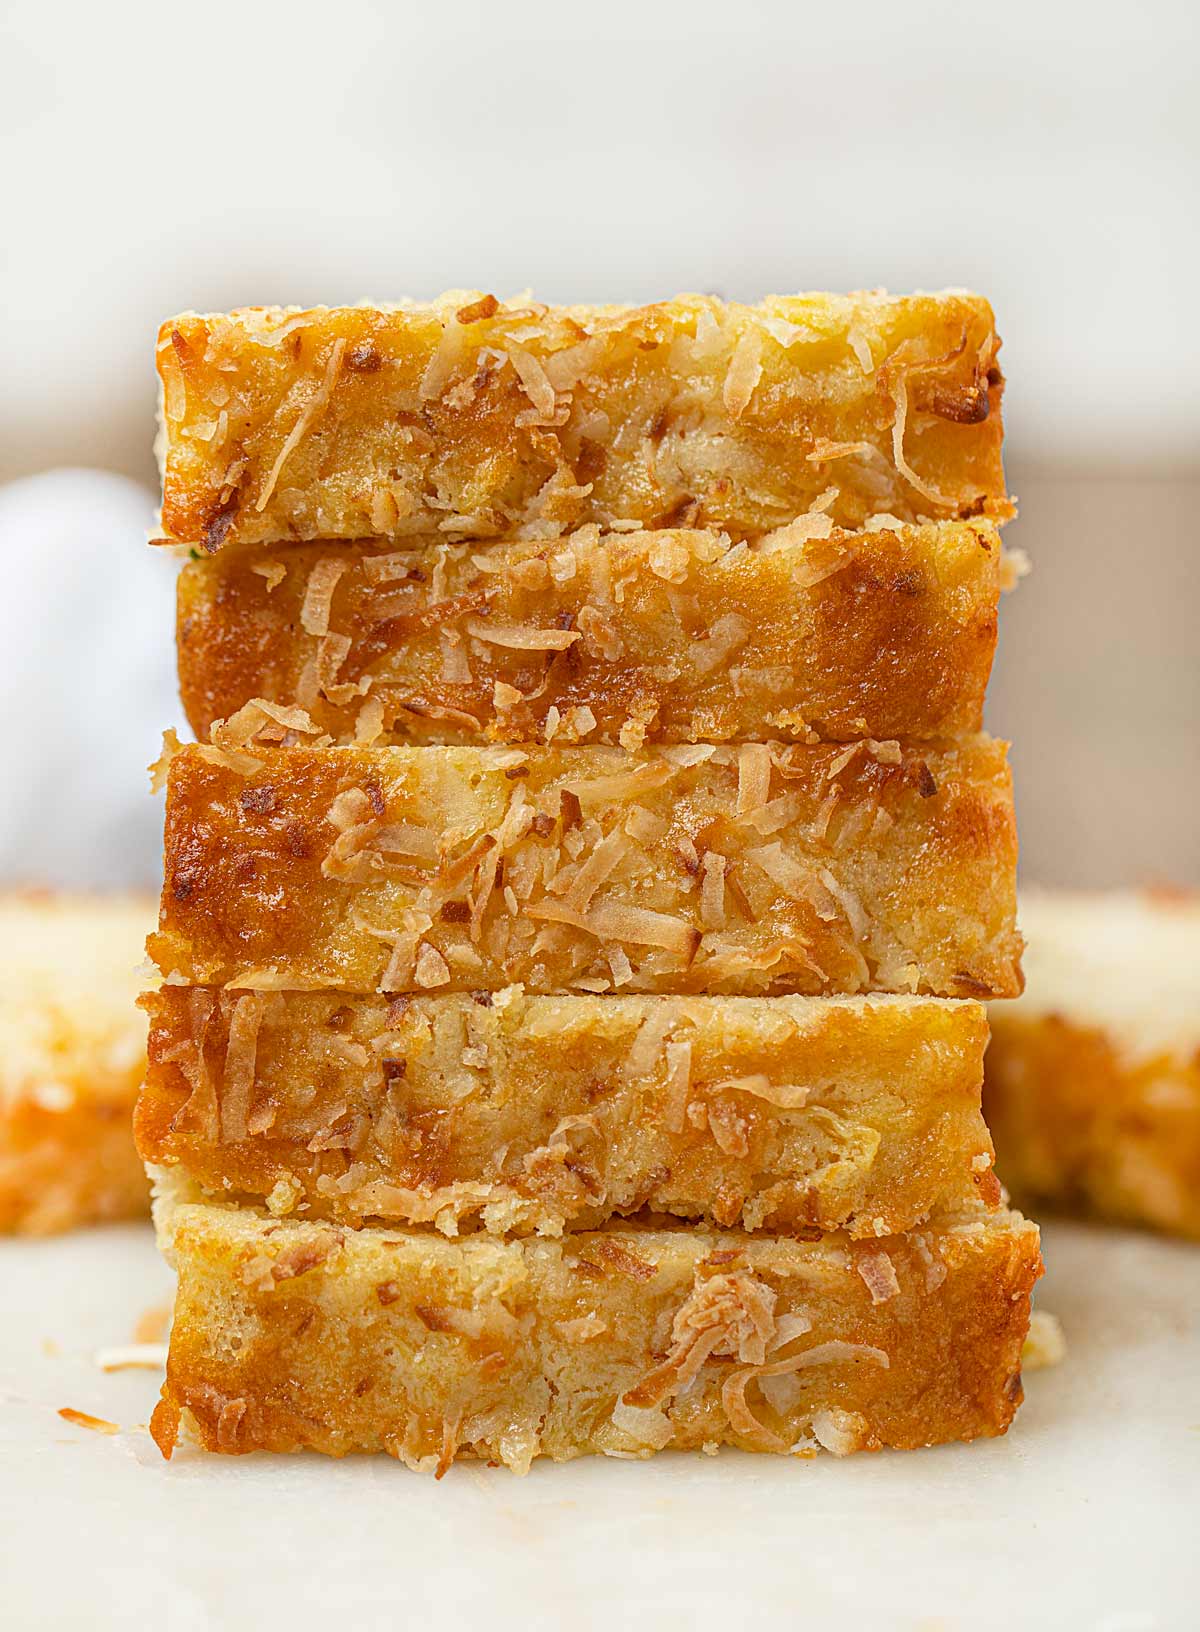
0 891 153 1233
986 888 1200 1238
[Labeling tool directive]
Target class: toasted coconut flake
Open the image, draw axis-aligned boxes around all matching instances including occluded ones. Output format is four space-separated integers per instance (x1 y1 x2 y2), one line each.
706 1096 749 1157
374 823 440 864
506 343 558 419
315 631 354 701
361 551 418 584
556 1312 608 1342
846 324 875 373
700 851 727 929
769 1312 814 1352
736 744 772 816
220 993 265 1143
58 1408 119 1435
530 898 698 957
488 681 520 713
624 805 668 845
212 697 318 751
811 1406 870 1457
354 695 386 745
565 705 598 740
625 1005 674 1080
548 548 578 585
660 743 717 768
300 557 348 637
721 1369 789 1452
760 512 836 550
690 303 724 361
715 1074 811 1110
890 377 954 509
563 761 676 812
723 327 763 420
744 793 803 838
857 1250 901 1305
327 787 372 833
825 742 864 780
161 345 186 421
624 1269 777 1410
818 868 870 940
588 1239 656 1281
744 842 813 902
663 1038 693 1133
607 1398 675 1451
149 729 183 793
691 613 750 676
256 338 347 513
648 536 692 584
414 942 451 989
562 828 629 912
418 318 467 402
250 558 287 592
464 617 579 652
806 437 872 465
576 603 624 661
455 293 499 325
724 1339 889 1450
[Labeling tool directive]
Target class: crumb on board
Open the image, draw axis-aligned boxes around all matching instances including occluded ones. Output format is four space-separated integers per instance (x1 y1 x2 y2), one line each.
93 1344 168 1373
58 1407 120 1435
1021 1309 1066 1371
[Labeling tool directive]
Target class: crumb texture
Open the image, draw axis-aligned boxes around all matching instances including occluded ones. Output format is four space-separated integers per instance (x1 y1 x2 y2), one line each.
175 520 1003 749
150 738 1021 998
139 988 996 1236
149 1185 1040 1471
157 292 1009 549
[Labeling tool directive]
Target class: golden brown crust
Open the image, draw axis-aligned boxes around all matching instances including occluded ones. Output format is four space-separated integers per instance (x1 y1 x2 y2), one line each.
151 738 1021 998
176 521 1003 748
157 292 1009 549
0 892 152 1233
149 1188 1040 1469
986 1014 1200 1239
138 988 997 1236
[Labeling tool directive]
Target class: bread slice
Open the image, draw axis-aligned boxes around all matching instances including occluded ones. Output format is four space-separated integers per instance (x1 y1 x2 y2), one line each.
148 1175 1040 1470
0 892 151 1233
138 987 997 1237
157 291 1009 550
986 888 1200 1239
176 519 1008 750
150 737 1020 998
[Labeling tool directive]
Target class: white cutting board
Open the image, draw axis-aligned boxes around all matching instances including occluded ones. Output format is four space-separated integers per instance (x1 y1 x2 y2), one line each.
1 1219 1196 1631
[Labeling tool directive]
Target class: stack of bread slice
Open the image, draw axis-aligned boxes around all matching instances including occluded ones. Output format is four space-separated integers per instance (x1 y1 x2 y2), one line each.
141 291 1040 1471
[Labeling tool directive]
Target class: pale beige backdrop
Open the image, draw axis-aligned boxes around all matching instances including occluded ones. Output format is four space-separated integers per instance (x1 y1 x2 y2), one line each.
991 474 1199 888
